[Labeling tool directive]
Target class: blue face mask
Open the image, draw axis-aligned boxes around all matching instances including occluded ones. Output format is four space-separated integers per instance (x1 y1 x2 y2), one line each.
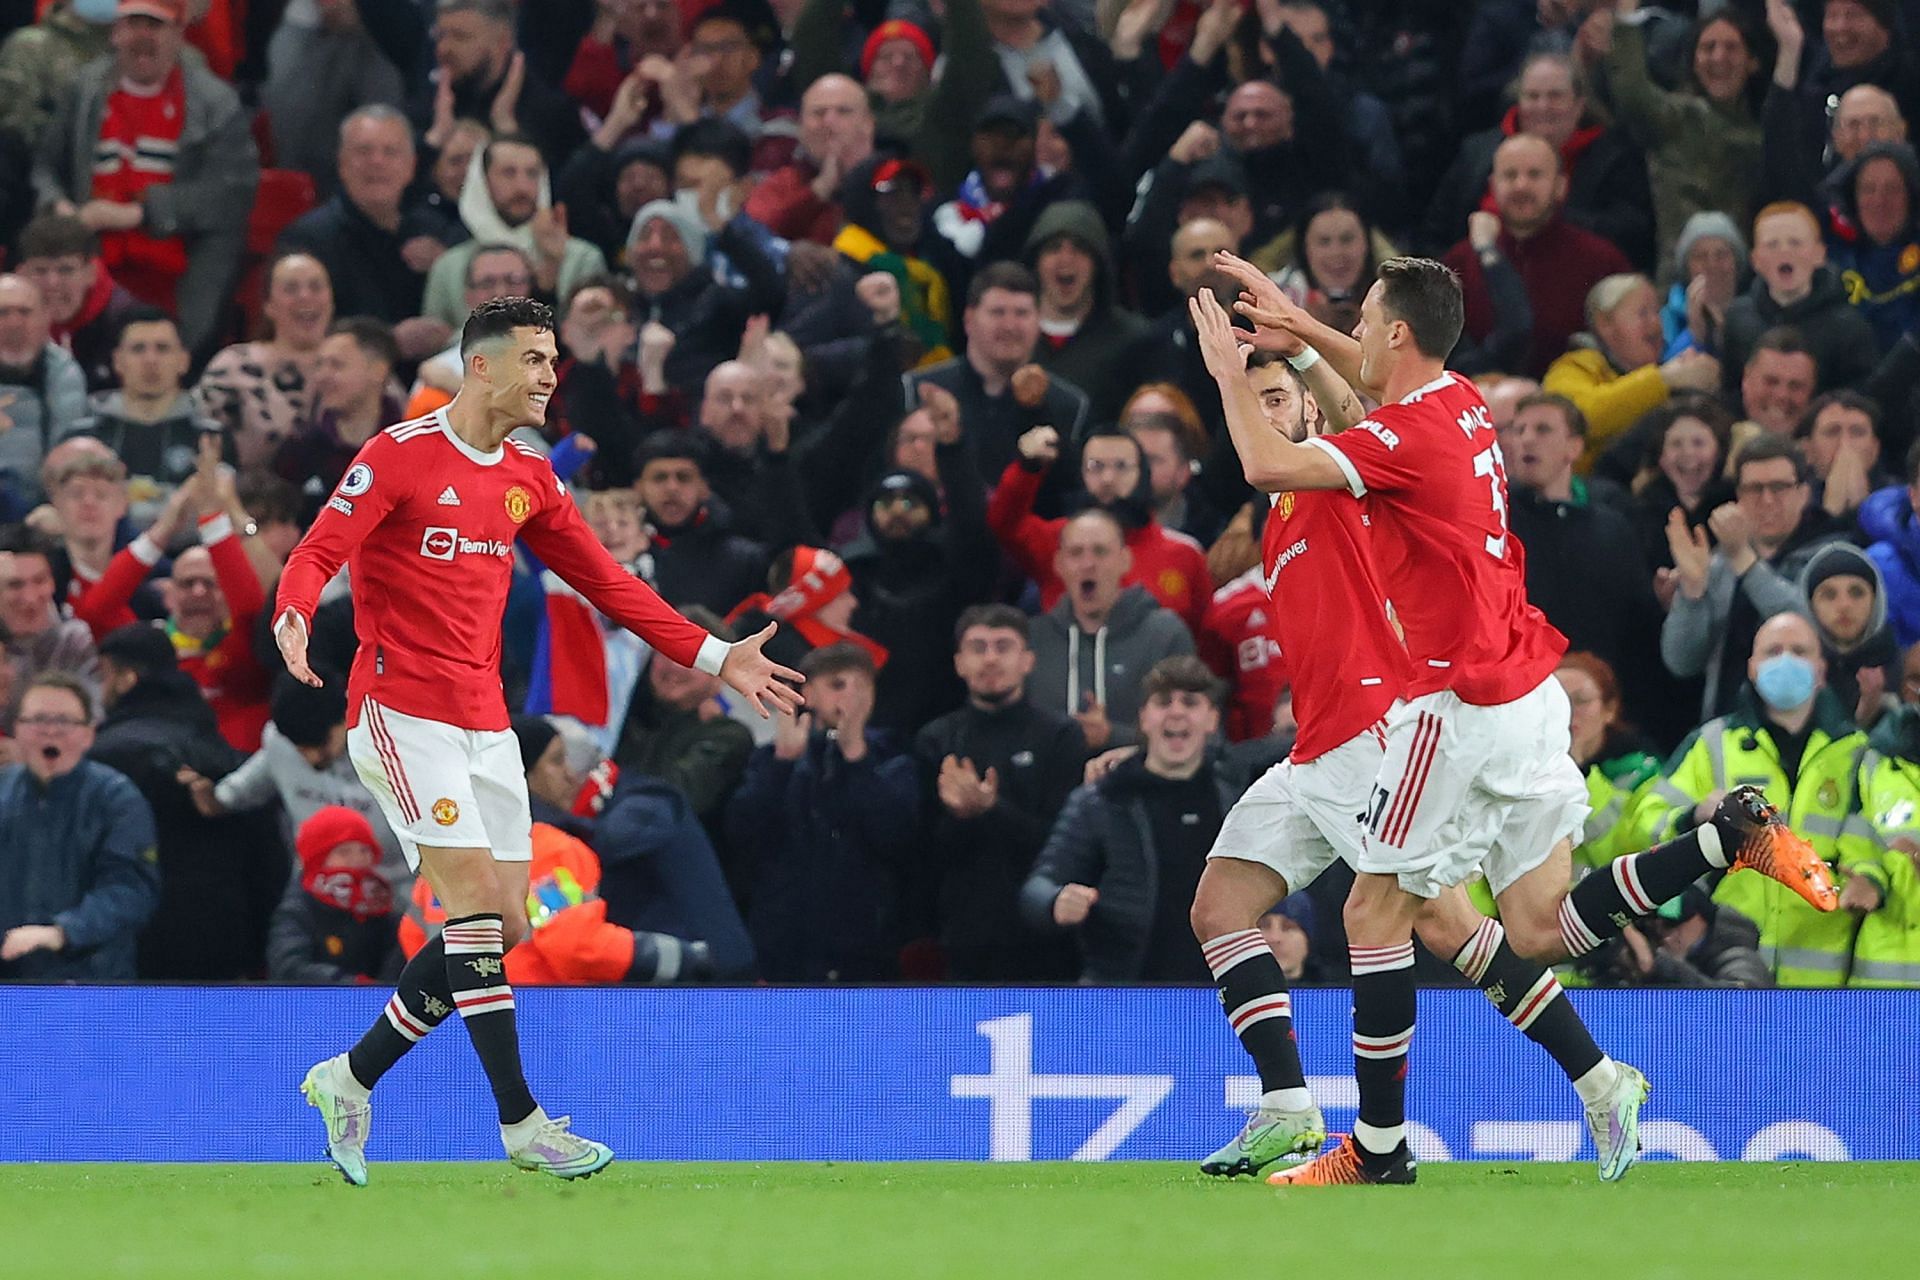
1754 653 1818 712
73 0 120 24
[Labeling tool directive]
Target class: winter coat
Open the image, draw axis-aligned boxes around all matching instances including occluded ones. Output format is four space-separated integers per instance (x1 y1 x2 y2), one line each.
1661 511 1844 722
647 496 769 617
1720 266 1880 395
1027 585 1195 748
840 455 999 736
1863 484 1920 649
76 390 219 495
1541 339 1676 470
0 343 88 510
33 53 259 357
580 779 755 979
630 221 786 388
277 191 465 325
1601 19 1762 275
1421 113 1654 271
1019 756 1239 982
1442 218 1633 378
727 728 919 982
914 698 1087 980
1021 200 1150 426
903 355 1090 484
0 760 158 982
1827 142 1920 355
265 872 401 985
88 671 289 980
1801 541 1901 723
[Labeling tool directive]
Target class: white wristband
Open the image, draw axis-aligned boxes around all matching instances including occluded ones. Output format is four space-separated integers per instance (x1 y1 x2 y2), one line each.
1285 347 1322 372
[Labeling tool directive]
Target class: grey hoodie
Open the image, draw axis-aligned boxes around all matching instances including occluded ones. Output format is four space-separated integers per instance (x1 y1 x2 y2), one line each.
1027 585 1194 747
1800 541 1900 724
215 723 411 893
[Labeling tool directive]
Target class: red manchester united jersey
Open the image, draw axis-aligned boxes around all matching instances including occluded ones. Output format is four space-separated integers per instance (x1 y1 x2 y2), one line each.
1197 567 1288 744
1305 373 1567 704
1259 487 1408 763
276 410 726 732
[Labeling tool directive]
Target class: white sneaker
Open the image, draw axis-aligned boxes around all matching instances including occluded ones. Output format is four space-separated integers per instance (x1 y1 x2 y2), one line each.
300 1055 371 1187
507 1114 615 1180
1586 1062 1650 1182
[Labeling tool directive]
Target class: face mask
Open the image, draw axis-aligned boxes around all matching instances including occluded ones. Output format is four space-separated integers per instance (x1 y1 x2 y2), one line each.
1754 653 1817 712
73 0 120 24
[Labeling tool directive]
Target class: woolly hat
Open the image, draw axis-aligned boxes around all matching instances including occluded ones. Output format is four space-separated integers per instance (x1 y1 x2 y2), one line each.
296 806 378 875
628 198 709 265
510 714 561 775
1672 210 1748 279
1831 0 1898 35
861 20 936 78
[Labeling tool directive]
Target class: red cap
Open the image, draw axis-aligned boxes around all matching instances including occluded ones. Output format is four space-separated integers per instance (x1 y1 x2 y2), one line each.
117 0 188 21
860 20 935 79
764 546 851 622
297 806 379 874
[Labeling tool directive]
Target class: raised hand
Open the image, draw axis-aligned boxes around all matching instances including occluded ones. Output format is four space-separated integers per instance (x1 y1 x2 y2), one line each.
1074 693 1112 750
918 382 962 445
1017 425 1060 466
772 706 813 761
1053 883 1100 926
276 611 322 688
1010 363 1051 409
1664 509 1711 600
1189 290 1251 381
490 50 526 135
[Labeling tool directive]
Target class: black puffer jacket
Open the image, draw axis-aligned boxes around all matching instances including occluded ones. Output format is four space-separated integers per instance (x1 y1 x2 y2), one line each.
1020 757 1239 983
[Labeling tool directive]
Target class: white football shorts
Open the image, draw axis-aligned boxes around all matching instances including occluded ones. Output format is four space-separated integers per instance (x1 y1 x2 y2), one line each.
346 697 533 871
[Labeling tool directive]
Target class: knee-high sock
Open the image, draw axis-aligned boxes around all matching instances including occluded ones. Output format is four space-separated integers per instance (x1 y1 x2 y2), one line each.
1349 941 1416 1155
443 913 537 1125
1204 930 1307 1103
346 933 454 1090
1452 918 1603 1082
1558 828 1726 957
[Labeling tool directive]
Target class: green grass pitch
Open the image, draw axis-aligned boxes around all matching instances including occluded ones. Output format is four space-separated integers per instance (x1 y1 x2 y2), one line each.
2 1161 1912 1279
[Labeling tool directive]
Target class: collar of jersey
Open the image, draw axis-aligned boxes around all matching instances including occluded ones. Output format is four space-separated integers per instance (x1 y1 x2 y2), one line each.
433 407 504 466
1398 372 1456 405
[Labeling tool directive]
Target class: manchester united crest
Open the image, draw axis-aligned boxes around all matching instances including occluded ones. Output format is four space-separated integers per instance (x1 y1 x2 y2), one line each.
432 797 460 826
1277 492 1295 521
504 485 533 524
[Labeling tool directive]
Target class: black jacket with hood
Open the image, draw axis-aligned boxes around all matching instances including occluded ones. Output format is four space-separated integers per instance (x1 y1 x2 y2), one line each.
1721 265 1880 394
1022 201 1150 427
1801 541 1901 727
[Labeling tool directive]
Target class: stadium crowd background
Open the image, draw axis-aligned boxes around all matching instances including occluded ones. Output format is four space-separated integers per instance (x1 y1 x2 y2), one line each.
1 0 1918 991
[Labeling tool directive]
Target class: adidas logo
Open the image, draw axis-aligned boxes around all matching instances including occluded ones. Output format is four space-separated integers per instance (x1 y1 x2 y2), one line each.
437 486 461 506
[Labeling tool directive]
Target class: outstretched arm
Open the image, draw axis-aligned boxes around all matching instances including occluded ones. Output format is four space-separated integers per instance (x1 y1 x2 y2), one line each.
1191 292 1349 495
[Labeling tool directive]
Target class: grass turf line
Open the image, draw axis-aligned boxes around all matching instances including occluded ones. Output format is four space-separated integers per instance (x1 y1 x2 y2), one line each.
1 1161 1911 1280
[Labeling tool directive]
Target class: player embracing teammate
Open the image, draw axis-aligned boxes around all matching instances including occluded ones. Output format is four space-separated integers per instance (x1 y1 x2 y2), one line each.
1187 254 1837 1186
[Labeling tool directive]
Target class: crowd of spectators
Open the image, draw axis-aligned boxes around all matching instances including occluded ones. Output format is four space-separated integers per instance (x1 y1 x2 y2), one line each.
3 0 1920 990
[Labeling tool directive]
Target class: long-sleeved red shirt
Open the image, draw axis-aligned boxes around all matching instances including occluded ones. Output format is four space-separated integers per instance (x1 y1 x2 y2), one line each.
276 409 728 732
987 460 1211 636
77 514 273 750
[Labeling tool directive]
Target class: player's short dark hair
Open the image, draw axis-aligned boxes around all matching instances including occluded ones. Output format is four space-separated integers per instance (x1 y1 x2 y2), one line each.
1141 654 1227 709
1376 257 1464 360
966 261 1039 309
1731 433 1810 486
800 641 877 683
329 315 400 371
672 118 754 179
954 603 1030 648
634 429 710 478
681 604 736 643
1246 350 1307 394
114 305 181 348
1798 389 1881 440
1749 325 1815 367
271 678 348 747
16 212 97 262
21 671 94 723
1513 392 1588 439
461 295 553 358
97 622 178 680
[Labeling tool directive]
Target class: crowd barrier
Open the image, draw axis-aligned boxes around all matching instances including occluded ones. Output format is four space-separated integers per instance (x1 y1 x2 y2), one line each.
2 987 1913 1162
